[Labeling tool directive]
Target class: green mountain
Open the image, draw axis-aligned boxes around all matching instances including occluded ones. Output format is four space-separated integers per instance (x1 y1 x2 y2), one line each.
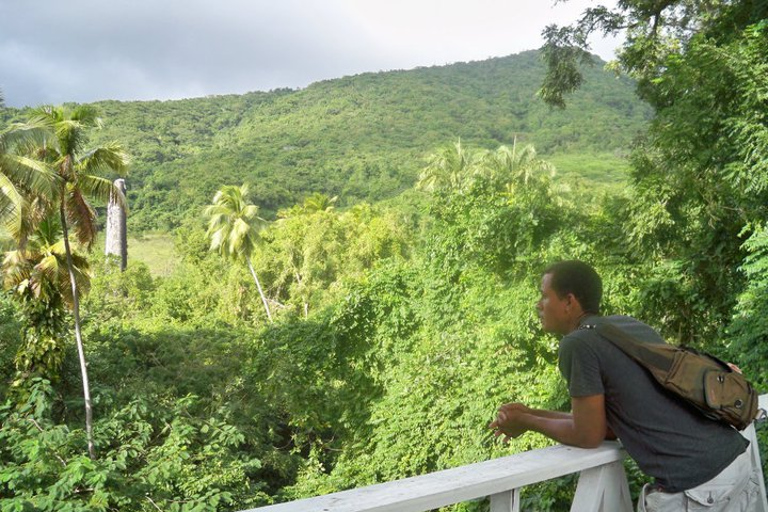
3 50 651 231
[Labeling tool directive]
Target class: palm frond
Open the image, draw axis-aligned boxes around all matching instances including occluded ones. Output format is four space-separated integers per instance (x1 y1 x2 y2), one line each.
33 214 65 247
1 121 52 154
25 106 60 131
77 174 126 209
64 187 97 248
230 218 255 258
70 105 101 127
78 142 129 176
2 250 33 289
1 154 57 197
0 171 23 219
203 205 225 220
0 177 33 246
209 229 227 254
35 254 62 288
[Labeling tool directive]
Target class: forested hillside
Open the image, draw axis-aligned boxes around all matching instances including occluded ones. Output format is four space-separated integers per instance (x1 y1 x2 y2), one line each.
1 50 650 231
0 2 767 510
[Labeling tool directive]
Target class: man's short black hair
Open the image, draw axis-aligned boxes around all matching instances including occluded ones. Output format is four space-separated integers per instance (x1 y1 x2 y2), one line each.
544 260 602 314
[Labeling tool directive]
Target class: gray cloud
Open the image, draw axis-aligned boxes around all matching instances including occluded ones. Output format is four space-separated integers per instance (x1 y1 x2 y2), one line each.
0 0 619 108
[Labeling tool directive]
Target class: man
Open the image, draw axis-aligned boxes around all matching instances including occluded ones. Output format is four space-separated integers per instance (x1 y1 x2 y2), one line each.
489 260 758 511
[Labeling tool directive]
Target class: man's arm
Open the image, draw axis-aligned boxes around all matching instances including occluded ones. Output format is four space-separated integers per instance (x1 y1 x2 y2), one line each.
490 394 609 449
493 402 573 420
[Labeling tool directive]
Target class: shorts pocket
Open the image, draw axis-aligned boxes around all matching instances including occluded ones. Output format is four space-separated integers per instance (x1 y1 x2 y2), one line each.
684 484 740 509
683 487 719 507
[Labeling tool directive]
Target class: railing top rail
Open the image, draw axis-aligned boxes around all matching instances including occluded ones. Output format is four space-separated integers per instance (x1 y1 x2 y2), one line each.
245 441 626 512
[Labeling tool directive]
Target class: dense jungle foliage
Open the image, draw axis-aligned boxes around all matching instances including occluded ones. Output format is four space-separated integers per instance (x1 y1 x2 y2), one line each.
0 1 767 510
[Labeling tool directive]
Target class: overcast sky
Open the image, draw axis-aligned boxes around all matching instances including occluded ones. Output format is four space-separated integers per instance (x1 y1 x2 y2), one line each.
0 0 619 108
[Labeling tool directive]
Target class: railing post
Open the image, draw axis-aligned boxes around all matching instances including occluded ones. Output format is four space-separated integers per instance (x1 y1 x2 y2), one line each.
490 489 520 512
570 461 632 512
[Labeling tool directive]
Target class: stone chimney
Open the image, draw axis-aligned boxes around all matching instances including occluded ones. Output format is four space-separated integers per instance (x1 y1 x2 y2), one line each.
105 178 127 270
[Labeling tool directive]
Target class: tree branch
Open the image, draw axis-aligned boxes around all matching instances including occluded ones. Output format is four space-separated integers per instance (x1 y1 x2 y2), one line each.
27 418 68 467
145 495 163 512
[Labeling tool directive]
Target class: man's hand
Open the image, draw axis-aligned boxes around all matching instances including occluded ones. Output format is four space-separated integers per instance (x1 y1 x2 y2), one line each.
488 402 531 442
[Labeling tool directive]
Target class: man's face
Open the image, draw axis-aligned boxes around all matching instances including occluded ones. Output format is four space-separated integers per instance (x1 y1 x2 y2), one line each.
537 273 571 335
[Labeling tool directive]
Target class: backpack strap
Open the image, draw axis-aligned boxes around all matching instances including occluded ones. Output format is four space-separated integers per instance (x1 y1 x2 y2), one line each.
581 319 673 372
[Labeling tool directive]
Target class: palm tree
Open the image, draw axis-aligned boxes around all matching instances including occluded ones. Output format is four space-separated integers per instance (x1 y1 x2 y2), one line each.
302 192 338 213
417 139 478 192
481 139 555 188
20 105 128 458
204 184 273 322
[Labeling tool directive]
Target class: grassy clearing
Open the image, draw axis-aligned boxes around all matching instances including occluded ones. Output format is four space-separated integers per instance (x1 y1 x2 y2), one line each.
548 152 632 190
127 233 178 276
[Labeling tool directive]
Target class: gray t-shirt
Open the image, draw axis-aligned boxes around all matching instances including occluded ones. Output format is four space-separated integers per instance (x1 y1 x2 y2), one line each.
558 315 748 492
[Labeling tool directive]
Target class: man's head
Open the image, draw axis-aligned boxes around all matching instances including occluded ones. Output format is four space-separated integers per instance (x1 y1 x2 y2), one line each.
537 260 602 335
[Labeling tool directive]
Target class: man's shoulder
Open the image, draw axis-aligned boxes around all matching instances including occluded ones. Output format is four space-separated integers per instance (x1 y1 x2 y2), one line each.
560 325 601 355
602 315 666 344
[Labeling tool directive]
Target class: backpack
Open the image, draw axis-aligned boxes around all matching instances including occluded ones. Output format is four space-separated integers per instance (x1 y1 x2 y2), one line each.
580 319 759 431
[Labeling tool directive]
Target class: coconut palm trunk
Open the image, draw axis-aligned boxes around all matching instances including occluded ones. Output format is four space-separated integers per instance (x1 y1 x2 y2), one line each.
246 256 273 322
59 200 95 459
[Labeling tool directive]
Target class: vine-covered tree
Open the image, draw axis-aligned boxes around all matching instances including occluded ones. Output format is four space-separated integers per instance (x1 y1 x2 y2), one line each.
3 215 90 379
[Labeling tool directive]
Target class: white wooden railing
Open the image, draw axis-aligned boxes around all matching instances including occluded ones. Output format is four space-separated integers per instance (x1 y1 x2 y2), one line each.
245 394 768 512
